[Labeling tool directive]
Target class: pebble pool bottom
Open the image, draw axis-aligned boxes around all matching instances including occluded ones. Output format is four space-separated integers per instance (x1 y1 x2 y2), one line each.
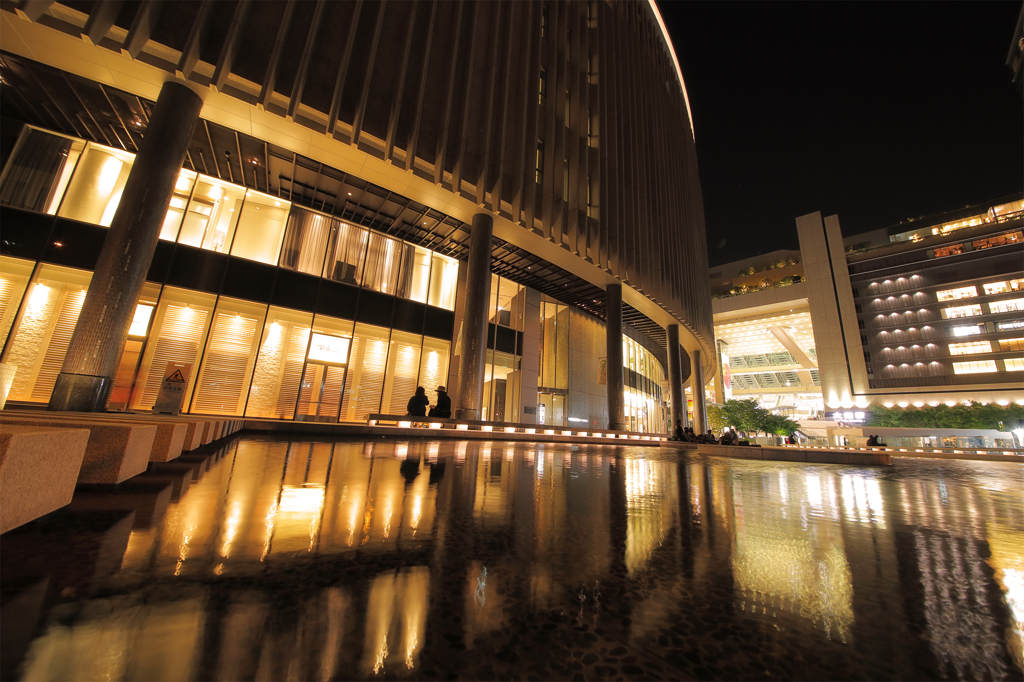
2 436 1022 681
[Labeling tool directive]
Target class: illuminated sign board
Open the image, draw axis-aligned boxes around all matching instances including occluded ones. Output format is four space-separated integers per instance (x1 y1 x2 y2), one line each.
307 333 351 364
826 411 866 423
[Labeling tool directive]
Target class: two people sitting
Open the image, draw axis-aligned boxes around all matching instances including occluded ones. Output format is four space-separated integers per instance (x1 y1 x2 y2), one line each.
406 386 452 419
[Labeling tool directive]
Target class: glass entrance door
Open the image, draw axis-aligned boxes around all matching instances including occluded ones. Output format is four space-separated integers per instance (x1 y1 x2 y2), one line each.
295 362 347 422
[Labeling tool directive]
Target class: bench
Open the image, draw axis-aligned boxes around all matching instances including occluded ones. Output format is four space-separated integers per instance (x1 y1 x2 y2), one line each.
0 417 156 484
1 425 90 533
3 411 185 463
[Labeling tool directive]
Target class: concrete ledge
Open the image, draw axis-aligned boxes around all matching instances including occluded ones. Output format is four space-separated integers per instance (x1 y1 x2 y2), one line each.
1 425 90 533
244 418 676 447
698 443 892 466
0 418 157 483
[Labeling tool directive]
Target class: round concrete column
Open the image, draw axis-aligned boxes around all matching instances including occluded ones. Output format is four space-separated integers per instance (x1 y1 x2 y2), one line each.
605 283 626 430
666 324 687 431
691 349 708 434
49 81 203 412
455 214 493 420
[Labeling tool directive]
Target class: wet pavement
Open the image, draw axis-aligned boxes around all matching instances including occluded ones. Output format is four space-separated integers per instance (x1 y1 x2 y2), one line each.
2 436 1022 681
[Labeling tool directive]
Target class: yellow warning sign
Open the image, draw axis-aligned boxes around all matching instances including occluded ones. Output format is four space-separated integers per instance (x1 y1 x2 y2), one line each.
165 370 187 383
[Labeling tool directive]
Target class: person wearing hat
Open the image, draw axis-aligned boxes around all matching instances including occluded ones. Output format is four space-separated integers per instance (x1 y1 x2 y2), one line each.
428 386 452 418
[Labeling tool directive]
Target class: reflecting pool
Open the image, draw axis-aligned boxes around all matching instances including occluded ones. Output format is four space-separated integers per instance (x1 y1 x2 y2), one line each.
2 437 1022 680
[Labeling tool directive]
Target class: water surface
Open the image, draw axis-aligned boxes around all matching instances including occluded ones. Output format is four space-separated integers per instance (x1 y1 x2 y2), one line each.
3 437 1022 680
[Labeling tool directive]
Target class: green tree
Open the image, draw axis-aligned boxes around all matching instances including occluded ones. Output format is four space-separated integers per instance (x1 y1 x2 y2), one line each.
720 398 771 434
707 403 727 433
763 413 800 436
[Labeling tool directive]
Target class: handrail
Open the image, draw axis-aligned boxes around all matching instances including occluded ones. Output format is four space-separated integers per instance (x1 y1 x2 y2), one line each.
781 443 1023 457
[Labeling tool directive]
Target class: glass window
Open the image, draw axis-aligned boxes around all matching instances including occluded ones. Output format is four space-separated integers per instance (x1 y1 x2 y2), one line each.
107 282 162 410
381 329 423 414
323 221 369 284
0 256 34 346
339 323 391 421
160 169 197 241
427 253 458 310
130 287 217 411
176 176 245 253
948 340 992 355
989 298 1024 314
2 264 91 402
935 286 977 302
278 208 332 275
245 307 314 419
230 190 291 265
998 338 1024 352
417 336 450 401
295 314 354 422
984 281 1009 295
362 232 402 295
941 304 982 319
484 351 519 423
0 127 85 214
972 231 1022 251
932 244 964 258
57 142 135 226
396 243 431 303
952 360 997 374
1004 357 1024 371
949 323 984 337
997 319 1024 332
190 297 267 415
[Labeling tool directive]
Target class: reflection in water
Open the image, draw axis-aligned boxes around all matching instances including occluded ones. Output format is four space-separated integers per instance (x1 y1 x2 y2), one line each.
5 438 1023 680
730 469 854 642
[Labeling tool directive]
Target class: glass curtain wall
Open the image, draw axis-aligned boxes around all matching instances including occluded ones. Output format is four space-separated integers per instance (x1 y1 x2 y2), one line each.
538 301 569 426
482 275 525 422
623 336 666 433
1 128 460 312
1 263 91 402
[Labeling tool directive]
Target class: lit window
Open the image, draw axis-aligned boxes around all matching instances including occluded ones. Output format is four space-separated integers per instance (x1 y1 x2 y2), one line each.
941 304 982 319
984 281 1009 295
949 324 984 337
128 304 154 338
972 231 1022 251
948 340 991 355
997 318 1024 332
538 68 547 106
1012 278 1024 291
932 243 964 258
936 285 977 301
989 298 1024 314
1005 358 1024 371
952 360 998 374
535 138 544 185
999 338 1024 352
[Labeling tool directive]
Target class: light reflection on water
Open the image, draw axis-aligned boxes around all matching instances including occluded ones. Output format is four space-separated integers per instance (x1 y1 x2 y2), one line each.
5 437 1023 681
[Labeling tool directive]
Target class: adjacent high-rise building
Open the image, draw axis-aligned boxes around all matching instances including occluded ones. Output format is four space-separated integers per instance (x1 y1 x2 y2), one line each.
709 196 1023 420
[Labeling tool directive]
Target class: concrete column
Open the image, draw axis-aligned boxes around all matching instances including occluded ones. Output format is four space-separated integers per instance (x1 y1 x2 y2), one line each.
666 324 686 431
691 349 708 434
605 283 625 430
49 81 203 411
455 214 493 420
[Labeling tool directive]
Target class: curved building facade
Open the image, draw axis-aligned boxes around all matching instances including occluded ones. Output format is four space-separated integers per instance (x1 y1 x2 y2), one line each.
0 0 713 432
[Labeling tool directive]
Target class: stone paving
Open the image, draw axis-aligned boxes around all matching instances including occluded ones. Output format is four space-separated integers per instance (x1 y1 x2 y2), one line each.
2 436 1022 680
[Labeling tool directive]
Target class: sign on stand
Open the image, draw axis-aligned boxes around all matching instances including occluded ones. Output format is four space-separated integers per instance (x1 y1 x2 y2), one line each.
152 362 192 415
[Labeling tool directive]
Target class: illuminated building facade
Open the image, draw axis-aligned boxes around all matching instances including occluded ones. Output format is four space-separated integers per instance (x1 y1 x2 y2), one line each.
0 0 713 432
707 197 1023 419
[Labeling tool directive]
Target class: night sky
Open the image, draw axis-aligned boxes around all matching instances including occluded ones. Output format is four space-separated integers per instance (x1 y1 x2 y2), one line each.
658 1 1024 267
